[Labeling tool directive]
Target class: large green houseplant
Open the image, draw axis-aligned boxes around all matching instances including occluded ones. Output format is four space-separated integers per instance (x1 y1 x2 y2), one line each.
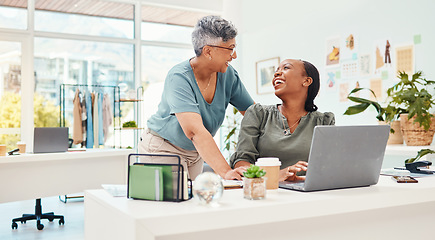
386 71 435 131
344 71 435 145
389 71 435 145
345 71 435 125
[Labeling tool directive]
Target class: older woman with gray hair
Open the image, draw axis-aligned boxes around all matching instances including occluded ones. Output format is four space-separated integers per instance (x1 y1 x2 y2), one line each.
139 15 254 180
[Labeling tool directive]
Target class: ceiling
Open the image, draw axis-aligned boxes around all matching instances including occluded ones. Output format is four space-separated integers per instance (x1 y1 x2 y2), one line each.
0 0 212 27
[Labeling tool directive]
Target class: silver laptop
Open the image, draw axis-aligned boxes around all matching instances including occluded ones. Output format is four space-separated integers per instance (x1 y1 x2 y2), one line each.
279 125 390 192
33 127 69 153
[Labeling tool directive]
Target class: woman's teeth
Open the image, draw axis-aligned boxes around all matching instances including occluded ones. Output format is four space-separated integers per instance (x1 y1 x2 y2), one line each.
274 80 284 86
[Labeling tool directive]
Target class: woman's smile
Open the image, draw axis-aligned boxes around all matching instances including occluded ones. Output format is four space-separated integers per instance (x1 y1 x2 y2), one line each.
273 78 285 87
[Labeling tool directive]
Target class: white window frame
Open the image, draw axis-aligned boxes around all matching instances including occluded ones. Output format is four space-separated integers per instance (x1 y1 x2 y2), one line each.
0 32 34 149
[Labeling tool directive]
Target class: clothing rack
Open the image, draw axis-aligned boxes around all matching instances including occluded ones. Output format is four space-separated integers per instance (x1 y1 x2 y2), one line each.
59 83 122 148
59 83 122 203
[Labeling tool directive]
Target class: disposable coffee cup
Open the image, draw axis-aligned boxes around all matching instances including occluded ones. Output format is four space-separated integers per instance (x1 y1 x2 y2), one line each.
17 141 26 154
0 144 6 156
256 157 281 189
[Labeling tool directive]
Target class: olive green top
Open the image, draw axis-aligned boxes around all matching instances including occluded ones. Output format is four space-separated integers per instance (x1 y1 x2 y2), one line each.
229 103 335 171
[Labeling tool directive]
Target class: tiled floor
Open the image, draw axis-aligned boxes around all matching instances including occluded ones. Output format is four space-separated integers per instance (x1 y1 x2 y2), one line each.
0 196 84 240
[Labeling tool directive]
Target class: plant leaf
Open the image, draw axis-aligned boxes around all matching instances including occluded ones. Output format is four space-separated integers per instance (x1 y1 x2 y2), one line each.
344 103 370 115
347 96 375 104
243 164 266 178
405 149 435 163
225 127 236 141
233 107 239 115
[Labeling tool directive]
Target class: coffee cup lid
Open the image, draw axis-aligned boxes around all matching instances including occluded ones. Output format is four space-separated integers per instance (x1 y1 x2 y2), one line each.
255 157 281 166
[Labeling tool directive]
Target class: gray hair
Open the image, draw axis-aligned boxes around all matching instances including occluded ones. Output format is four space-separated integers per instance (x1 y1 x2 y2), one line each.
192 15 238 56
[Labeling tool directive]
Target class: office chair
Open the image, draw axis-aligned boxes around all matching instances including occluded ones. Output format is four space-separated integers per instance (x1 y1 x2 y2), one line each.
11 136 72 230
11 198 65 230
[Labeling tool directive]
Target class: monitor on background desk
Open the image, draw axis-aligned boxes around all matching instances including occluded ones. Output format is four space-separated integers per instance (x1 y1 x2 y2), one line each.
33 127 69 153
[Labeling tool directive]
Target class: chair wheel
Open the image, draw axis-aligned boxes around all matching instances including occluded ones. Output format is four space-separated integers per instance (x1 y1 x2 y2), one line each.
59 218 65 225
37 223 44 230
37 220 44 230
12 222 18 229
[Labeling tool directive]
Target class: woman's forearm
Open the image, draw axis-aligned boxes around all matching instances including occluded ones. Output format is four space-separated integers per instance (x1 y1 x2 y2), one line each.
191 129 232 178
176 112 233 178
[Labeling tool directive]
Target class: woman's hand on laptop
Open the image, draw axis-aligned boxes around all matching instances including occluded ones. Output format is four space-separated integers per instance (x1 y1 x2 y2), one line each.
279 161 308 182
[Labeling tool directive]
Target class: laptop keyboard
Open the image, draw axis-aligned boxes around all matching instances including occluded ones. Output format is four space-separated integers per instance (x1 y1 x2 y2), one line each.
291 182 305 188
280 181 305 190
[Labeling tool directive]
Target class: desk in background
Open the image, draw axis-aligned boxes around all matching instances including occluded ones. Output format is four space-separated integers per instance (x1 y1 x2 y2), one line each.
383 144 435 168
84 175 435 240
0 149 131 203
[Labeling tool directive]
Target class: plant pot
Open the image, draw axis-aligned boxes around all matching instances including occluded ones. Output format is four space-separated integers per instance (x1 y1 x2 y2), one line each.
400 114 435 146
378 120 403 144
243 177 266 200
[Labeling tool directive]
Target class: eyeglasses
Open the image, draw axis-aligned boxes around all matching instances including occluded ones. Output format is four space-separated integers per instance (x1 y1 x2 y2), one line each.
207 45 236 55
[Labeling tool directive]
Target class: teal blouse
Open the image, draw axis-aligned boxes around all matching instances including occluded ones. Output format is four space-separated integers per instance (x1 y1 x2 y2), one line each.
230 103 335 170
147 60 254 151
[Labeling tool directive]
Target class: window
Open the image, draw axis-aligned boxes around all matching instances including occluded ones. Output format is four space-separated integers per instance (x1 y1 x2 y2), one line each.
0 3 27 30
0 0 215 150
34 37 133 133
0 41 22 150
140 46 192 121
141 22 192 44
35 0 134 38
141 46 193 84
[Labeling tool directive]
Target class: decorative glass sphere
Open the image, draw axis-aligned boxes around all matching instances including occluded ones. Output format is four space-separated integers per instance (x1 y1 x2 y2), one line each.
193 172 223 206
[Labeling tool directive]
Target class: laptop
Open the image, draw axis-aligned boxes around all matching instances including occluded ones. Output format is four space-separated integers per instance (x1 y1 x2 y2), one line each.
279 125 390 192
33 127 69 153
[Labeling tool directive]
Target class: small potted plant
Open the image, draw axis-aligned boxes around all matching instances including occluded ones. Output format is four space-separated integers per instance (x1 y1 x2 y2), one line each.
122 120 138 128
243 165 266 200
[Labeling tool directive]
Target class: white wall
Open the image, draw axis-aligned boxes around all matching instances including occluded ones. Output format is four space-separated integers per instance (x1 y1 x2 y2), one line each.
224 0 435 125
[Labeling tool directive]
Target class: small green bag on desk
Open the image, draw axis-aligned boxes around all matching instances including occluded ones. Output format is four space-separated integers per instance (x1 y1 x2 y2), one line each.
128 165 173 201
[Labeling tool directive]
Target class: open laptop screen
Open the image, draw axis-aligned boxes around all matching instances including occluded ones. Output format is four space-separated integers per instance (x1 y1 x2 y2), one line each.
279 125 390 191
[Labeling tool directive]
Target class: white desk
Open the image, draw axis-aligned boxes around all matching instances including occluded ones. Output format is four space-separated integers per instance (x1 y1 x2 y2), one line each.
84 175 435 240
0 149 131 203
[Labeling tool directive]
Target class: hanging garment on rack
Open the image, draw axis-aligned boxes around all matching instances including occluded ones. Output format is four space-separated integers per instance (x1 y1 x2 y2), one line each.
98 91 104 146
93 92 100 148
102 93 113 142
72 88 83 144
86 91 94 148
81 93 87 147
